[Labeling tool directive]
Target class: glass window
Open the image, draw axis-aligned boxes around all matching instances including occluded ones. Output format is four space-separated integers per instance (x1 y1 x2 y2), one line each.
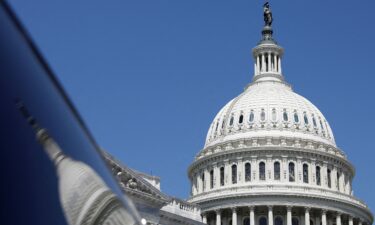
249 111 254 123
272 108 277 121
259 217 267 225
210 170 214 189
232 164 237 184
245 163 251 182
261 109 266 121
283 110 288 121
274 162 280 180
239 114 244 124
316 166 321 186
215 121 219 131
292 218 299 225
220 167 225 186
275 217 283 225
304 113 309 125
294 112 299 123
312 115 317 127
201 173 205 190
337 172 340 190
229 116 234 126
243 218 250 225
327 169 332 188
303 164 309 183
289 162 295 182
259 162 266 180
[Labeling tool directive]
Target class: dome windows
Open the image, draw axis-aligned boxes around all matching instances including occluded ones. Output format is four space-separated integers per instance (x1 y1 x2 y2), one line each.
232 164 237 184
274 161 280 180
289 162 295 182
312 115 317 127
260 109 266 121
304 112 309 125
229 116 234 126
210 170 214 189
283 109 288 122
245 163 251 182
239 114 244 124
316 166 321 186
249 110 255 123
294 111 299 123
303 164 309 183
220 167 225 186
327 169 332 188
259 162 266 181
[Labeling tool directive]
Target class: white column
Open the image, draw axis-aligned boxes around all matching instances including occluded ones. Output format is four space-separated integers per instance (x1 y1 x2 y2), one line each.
273 54 277 72
250 206 255 225
311 160 316 185
202 213 207 224
232 208 238 225
216 210 221 225
268 206 274 225
322 162 328 188
297 157 303 183
336 213 341 225
348 216 353 225
282 156 288 182
287 206 292 225
321 210 327 225
332 167 338 190
262 53 266 72
267 53 272 72
278 56 282 74
305 208 310 225
358 220 363 225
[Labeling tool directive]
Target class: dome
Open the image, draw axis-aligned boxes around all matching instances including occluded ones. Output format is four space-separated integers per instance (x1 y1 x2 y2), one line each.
205 80 336 149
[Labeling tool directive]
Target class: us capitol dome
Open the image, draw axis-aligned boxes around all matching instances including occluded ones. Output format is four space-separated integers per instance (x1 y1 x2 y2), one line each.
187 3 373 225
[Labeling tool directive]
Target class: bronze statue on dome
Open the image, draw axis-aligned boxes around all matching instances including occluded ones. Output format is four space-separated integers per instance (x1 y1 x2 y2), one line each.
263 2 273 26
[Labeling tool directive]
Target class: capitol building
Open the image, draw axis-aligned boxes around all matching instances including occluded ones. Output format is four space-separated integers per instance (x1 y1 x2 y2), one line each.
103 3 373 225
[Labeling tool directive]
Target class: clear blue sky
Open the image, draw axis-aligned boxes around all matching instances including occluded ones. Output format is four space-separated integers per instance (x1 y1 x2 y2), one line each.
10 0 375 211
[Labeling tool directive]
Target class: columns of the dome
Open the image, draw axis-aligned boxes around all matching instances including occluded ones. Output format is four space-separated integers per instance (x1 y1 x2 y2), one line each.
305 208 311 225
267 52 272 72
250 206 255 225
256 56 260 75
216 210 221 225
287 206 292 225
273 54 277 72
268 206 274 225
336 213 342 225
232 208 238 225
322 210 327 225
278 56 282 74
202 214 207 224
348 216 353 225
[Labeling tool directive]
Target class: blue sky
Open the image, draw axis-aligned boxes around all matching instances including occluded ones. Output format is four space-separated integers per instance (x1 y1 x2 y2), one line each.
10 0 375 211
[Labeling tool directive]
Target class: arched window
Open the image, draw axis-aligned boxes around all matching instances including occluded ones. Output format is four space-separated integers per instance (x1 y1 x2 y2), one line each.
292 218 299 225
215 122 219 131
221 120 225 129
275 217 283 225
259 162 266 180
201 173 205 191
243 218 250 225
272 108 277 121
245 163 251 182
210 170 214 189
232 164 237 184
229 116 234 126
220 167 225 186
316 166 321 186
249 111 255 123
320 119 324 130
239 114 244 124
303 164 309 183
274 162 280 180
294 112 299 123
283 109 288 121
327 169 332 188
312 115 317 127
336 172 340 190
289 162 295 182
260 109 266 121
304 113 309 125
259 217 267 225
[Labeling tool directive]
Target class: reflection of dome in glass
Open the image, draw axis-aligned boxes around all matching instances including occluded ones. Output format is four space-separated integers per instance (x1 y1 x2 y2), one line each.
36 130 136 225
17 102 138 225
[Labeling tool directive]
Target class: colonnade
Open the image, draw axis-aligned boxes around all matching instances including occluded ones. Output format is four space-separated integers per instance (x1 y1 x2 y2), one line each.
254 52 282 75
201 206 367 225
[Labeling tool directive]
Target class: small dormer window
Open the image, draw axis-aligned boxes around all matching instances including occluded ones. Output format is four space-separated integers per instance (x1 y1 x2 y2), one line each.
312 115 317 127
260 109 266 121
215 121 219 131
304 113 309 125
283 109 288 121
239 114 244 124
319 119 324 130
249 111 255 123
229 116 234 126
272 108 277 121
294 111 299 123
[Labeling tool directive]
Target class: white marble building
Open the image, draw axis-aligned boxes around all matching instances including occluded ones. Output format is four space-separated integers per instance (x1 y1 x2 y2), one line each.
187 4 373 225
